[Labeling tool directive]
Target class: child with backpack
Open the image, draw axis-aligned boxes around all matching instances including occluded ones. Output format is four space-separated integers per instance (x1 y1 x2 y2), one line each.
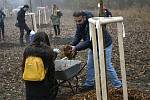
22 32 58 100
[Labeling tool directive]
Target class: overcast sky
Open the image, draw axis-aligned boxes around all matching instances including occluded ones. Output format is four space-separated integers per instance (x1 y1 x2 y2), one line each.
6 0 26 8
1 0 66 9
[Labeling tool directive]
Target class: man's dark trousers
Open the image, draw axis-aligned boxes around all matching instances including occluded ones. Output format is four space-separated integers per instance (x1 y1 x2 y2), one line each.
19 23 31 45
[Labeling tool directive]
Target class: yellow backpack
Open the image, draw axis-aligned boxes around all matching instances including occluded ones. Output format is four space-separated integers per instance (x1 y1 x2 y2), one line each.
23 56 46 81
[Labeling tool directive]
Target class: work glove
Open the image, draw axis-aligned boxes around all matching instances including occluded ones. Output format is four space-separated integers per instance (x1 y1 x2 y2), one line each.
53 48 60 54
71 46 76 51
53 48 60 60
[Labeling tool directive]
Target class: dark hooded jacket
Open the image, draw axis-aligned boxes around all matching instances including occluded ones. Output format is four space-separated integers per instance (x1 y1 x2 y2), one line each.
17 8 26 27
22 43 58 100
0 10 6 26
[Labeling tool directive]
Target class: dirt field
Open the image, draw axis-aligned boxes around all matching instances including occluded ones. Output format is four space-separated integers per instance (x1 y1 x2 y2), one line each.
0 9 150 100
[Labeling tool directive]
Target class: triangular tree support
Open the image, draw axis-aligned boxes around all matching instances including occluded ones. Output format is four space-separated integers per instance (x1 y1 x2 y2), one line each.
37 7 48 26
89 17 128 100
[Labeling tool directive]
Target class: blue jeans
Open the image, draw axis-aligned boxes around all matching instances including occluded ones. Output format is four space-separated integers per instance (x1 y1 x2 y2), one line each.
84 44 122 88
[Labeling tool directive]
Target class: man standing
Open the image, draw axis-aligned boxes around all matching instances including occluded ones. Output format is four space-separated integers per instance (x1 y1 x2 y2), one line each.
0 9 6 41
71 11 122 92
17 5 31 46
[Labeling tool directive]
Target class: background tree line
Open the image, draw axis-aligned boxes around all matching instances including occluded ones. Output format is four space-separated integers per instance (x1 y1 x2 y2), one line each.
60 0 150 9
0 0 150 10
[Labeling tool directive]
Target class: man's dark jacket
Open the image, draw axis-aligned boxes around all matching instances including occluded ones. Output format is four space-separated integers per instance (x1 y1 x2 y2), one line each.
71 11 112 51
17 8 26 27
0 10 6 26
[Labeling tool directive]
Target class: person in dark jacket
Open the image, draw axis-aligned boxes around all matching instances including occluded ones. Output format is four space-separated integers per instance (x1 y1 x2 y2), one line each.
103 6 112 17
17 5 31 46
0 9 6 41
22 32 58 100
71 11 122 92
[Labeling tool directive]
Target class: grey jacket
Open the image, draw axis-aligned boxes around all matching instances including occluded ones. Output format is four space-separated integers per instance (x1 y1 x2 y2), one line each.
50 15 60 25
50 11 62 25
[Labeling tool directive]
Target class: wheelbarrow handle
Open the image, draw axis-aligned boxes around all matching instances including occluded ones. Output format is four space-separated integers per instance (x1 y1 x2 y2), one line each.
77 62 87 75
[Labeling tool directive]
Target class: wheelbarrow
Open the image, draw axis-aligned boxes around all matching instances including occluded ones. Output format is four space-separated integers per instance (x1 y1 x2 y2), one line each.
55 59 86 94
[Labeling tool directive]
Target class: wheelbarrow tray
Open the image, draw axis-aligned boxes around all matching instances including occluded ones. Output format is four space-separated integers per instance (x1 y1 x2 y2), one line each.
55 60 81 80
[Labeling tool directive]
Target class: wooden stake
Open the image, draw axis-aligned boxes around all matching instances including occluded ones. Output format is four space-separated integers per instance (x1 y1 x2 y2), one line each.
44 7 47 24
37 7 48 26
117 22 128 100
89 22 102 100
27 13 37 32
89 17 128 100
38 10 41 26
97 23 108 100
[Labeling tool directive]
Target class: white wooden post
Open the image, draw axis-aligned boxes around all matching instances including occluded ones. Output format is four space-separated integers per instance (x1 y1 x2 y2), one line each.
26 13 37 32
3 8 9 17
88 17 128 100
38 10 41 26
89 22 102 100
37 7 48 26
117 22 128 100
97 23 108 100
43 8 47 24
33 13 37 32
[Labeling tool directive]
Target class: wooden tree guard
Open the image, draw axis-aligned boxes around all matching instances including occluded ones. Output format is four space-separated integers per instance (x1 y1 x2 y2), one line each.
26 13 37 32
3 8 9 17
88 17 128 100
37 7 48 26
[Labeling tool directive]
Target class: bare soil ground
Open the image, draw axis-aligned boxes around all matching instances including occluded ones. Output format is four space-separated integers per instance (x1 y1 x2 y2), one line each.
0 9 150 100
